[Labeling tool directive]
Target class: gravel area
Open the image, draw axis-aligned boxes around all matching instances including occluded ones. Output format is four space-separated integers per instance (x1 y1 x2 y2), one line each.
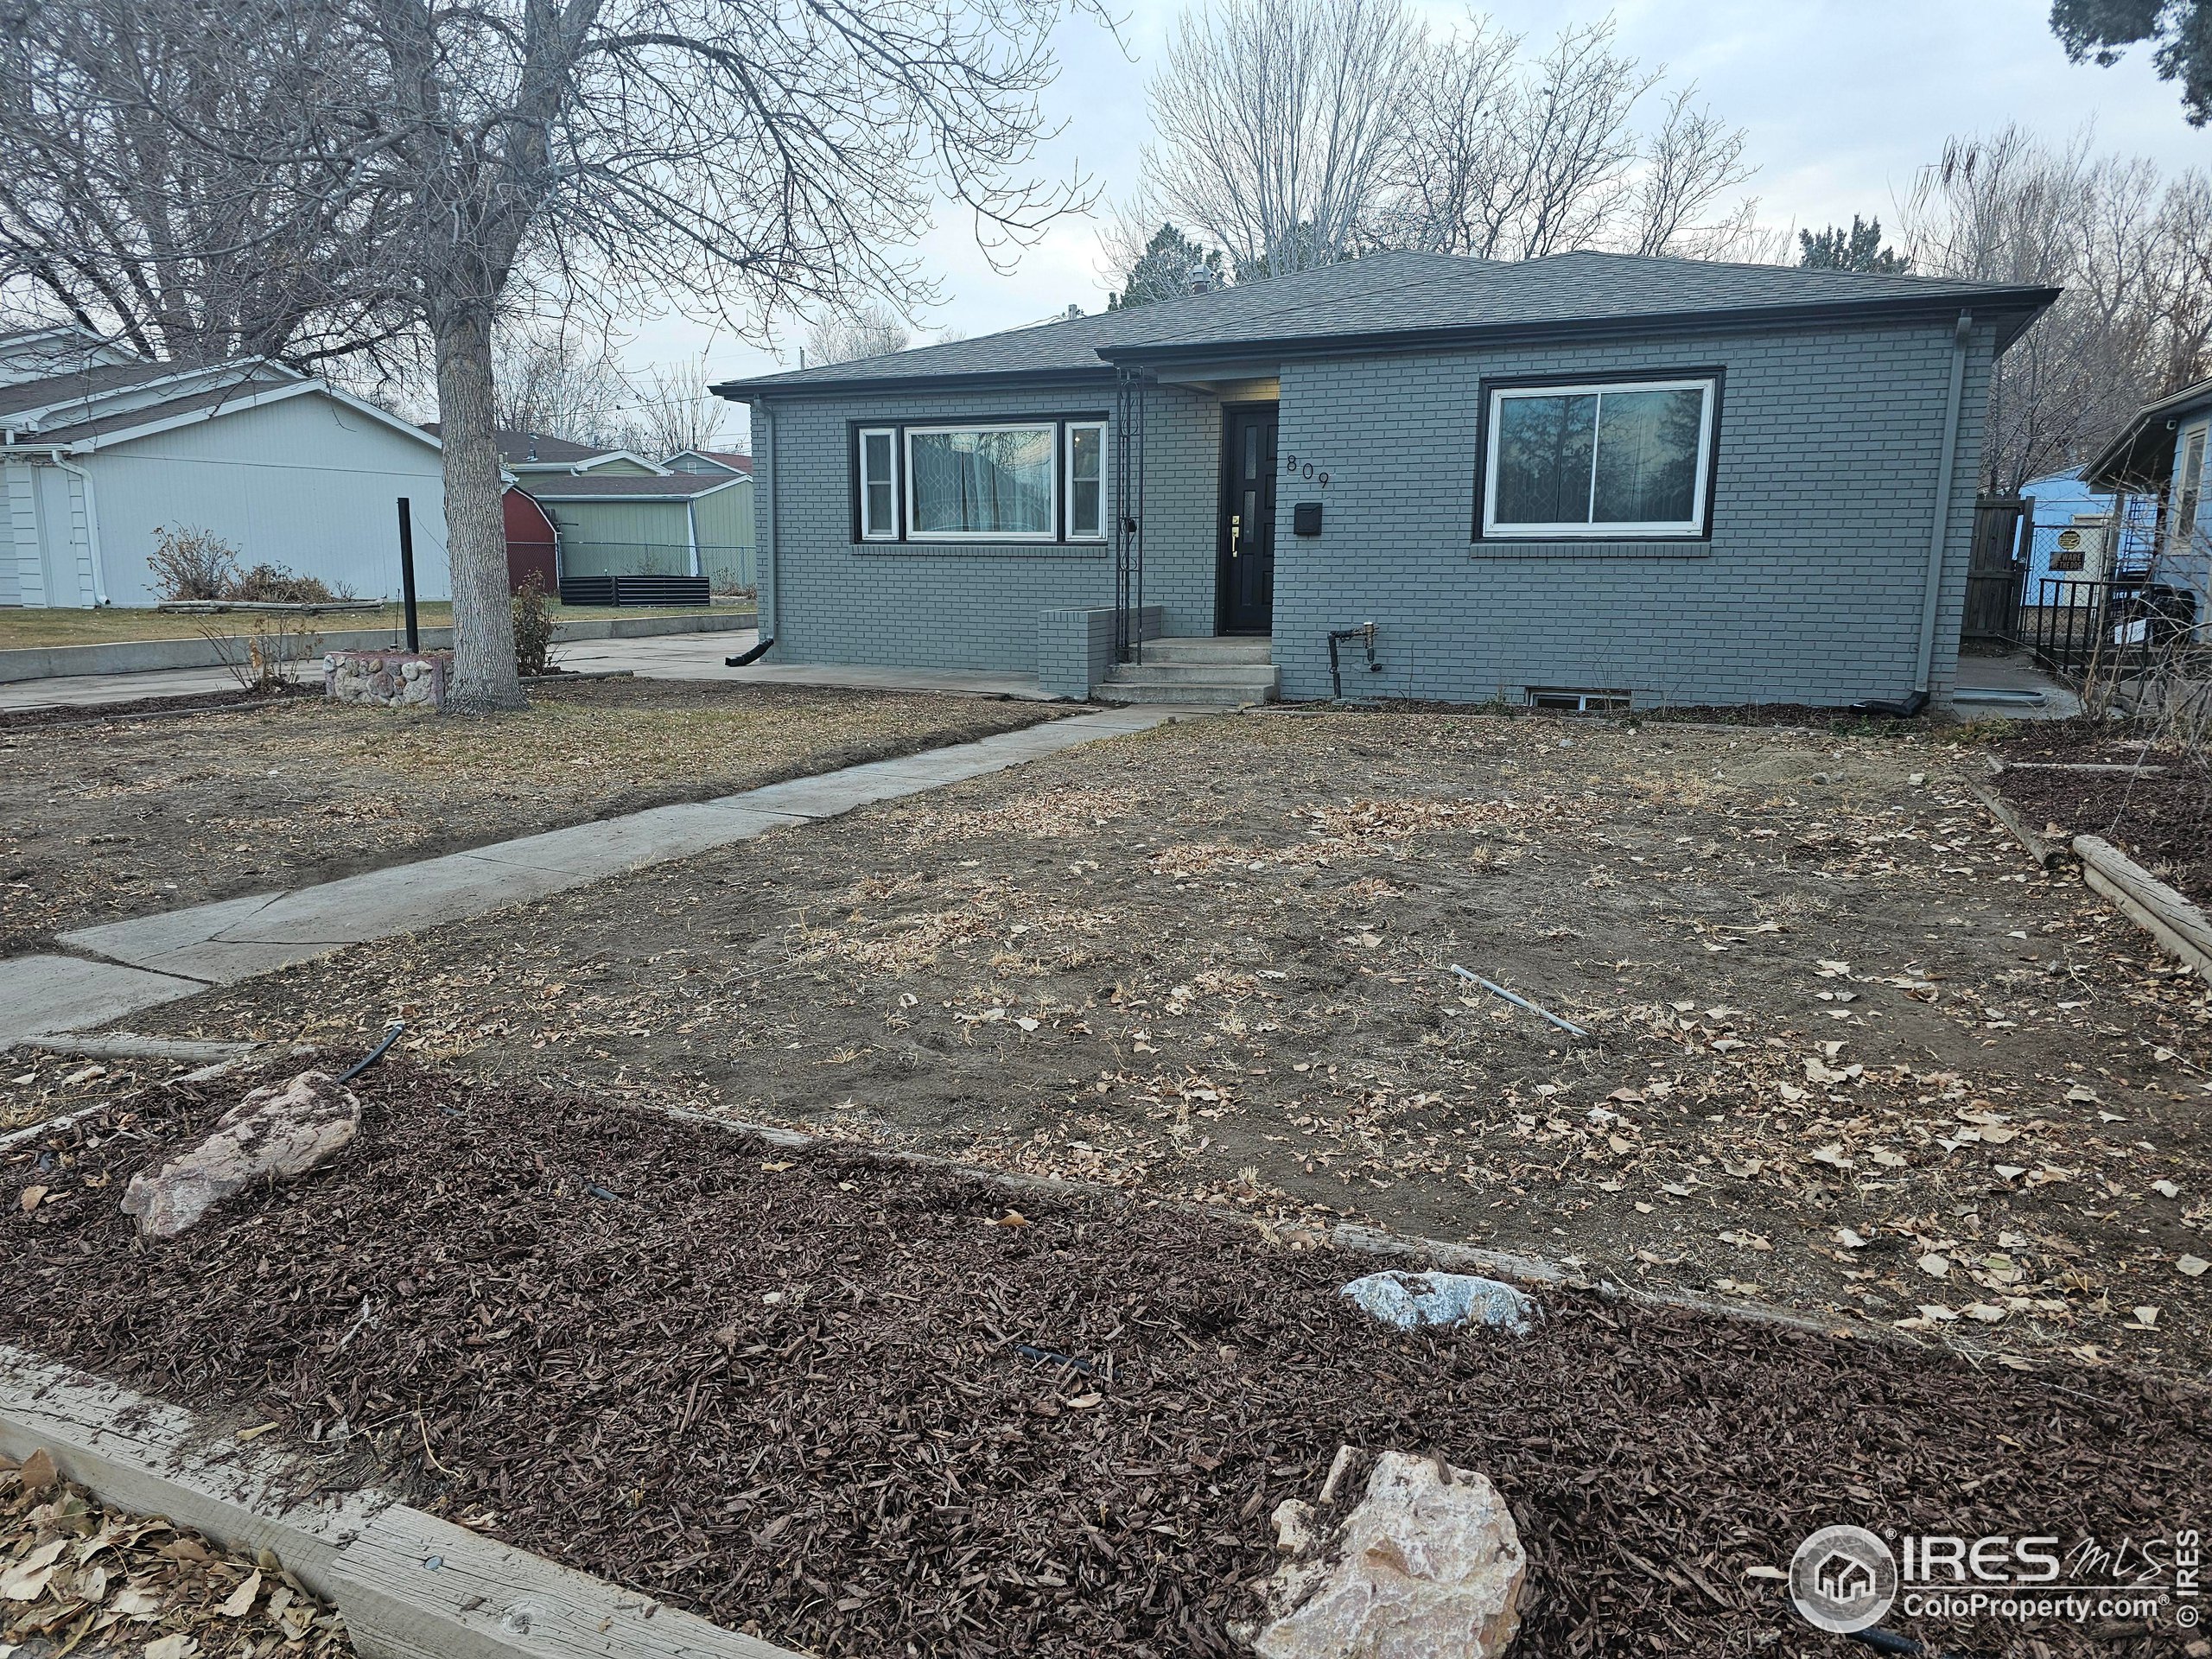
128 710 2212 1378
3 1059 2200 1659
0 679 1062 951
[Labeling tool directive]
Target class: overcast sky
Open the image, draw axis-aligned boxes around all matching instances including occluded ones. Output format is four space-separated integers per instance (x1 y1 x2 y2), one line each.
632 0 2204 446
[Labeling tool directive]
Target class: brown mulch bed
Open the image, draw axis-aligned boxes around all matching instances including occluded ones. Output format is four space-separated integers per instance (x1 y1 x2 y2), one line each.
3 1060 2202 1658
1993 721 2212 901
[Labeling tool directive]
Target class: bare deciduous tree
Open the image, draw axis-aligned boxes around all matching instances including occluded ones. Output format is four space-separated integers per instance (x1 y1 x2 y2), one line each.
1140 0 1422 278
493 326 639 448
626 359 730 457
1132 4 1756 283
1628 86 1755 258
0 0 409 365
804 302 913 365
15 0 1099 711
1900 125 2212 490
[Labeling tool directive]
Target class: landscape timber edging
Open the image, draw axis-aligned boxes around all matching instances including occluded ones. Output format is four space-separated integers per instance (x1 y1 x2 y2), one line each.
1968 779 2065 870
0 1344 804 1659
643 1104 1921 1354
2073 834 2212 979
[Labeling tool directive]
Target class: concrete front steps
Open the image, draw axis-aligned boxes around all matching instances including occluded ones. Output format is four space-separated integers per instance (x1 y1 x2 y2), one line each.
1096 636 1277 708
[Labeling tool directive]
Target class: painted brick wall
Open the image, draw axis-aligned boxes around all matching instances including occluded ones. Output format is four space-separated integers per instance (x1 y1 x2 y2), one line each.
748 381 1218 674
750 314 1994 707
1272 319 1994 706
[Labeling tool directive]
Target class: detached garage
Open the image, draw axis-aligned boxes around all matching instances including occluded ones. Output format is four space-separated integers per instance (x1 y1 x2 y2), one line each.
0 327 447 608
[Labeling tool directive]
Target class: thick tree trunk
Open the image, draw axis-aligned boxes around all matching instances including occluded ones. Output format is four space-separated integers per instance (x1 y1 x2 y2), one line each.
435 308 525 714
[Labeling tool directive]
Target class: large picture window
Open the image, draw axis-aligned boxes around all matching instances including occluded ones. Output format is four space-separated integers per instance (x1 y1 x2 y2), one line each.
852 416 1108 543
1481 377 1717 539
907 423 1057 539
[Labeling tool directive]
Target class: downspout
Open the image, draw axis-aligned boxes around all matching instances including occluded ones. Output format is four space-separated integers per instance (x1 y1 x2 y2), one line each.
48 448 110 607
755 399 775 650
1912 311 1974 699
684 493 701 579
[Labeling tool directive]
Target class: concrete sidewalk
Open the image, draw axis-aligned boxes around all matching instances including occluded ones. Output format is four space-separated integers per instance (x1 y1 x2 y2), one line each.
0 629 1052 712
0 705 1192 1047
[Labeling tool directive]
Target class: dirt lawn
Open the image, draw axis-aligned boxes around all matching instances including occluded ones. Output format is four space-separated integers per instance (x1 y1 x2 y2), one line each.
0 679 1061 951
124 710 2212 1376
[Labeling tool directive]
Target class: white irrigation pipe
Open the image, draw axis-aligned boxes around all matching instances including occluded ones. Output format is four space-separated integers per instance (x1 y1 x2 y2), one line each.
1449 964 1589 1039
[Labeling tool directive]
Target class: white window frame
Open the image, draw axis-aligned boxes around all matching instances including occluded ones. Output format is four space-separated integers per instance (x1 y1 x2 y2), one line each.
1065 420 1108 542
857 426 899 541
2173 423 2209 553
903 421 1060 543
1481 377 1717 540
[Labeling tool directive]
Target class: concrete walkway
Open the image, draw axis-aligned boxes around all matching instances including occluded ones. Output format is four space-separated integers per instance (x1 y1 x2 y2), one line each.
1954 649 2082 720
0 629 1049 712
0 706 1188 1048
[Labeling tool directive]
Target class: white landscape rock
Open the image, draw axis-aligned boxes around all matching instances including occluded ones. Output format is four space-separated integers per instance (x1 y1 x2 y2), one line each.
1340 1270 1536 1335
1249 1452 1526 1658
121 1070 360 1240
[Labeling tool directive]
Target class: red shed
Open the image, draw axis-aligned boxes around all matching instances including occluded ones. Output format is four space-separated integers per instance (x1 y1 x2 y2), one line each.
504 486 558 594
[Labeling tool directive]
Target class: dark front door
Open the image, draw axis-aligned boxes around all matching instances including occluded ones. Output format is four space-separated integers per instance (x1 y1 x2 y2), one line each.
1219 404 1278 634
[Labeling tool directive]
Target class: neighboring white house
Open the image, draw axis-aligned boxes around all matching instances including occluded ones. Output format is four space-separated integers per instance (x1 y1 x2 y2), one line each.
0 326 448 608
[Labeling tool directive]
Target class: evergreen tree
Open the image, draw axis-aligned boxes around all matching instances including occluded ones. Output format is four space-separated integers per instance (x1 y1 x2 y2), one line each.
1798 215 1910 274
1109 225 1227 309
2052 0 2212 126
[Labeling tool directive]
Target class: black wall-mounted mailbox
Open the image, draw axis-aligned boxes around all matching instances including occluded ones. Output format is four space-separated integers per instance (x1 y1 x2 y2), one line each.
1293 500 1324 537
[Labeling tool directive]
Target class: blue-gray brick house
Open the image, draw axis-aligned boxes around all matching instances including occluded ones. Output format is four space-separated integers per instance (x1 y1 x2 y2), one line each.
714 251 2057 709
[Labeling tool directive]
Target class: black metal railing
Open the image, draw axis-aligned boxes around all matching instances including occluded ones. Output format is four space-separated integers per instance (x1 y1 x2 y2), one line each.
1111 367 1147 663
2029 575 2166 685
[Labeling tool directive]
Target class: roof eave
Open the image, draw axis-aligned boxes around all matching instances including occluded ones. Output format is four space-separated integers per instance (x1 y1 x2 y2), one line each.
712 362 1117 401
1096 289 2063 369
2082 378 2212 492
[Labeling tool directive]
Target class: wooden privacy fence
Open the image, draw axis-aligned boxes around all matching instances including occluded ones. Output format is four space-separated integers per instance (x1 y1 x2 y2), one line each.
1961 493 2027 644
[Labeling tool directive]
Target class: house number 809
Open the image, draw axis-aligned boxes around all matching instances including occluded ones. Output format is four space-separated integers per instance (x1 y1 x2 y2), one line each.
1281 453 1330 486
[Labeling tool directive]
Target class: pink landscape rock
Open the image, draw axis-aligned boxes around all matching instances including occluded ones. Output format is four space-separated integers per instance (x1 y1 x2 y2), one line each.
121 1071 361 1239
1249 1452 1526 1659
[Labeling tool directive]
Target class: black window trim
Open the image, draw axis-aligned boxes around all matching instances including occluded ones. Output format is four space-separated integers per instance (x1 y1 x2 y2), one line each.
847 411 1111 547
1469 365 1726 545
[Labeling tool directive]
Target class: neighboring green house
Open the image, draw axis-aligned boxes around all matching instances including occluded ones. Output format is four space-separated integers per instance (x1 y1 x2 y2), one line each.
523 468 754 592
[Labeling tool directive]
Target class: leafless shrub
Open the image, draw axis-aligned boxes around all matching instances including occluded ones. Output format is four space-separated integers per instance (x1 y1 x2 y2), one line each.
147 526 240 602
198 613 323 696
511 573 557 679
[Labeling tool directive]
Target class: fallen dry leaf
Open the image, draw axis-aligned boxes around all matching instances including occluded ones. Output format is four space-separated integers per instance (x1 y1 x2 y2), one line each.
219 1567 263 1617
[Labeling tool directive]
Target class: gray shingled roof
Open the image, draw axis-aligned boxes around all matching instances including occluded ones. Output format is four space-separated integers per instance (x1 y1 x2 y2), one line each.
0 359 205 420
522 471 743 500
715 249 2058 397
418 423 619 466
